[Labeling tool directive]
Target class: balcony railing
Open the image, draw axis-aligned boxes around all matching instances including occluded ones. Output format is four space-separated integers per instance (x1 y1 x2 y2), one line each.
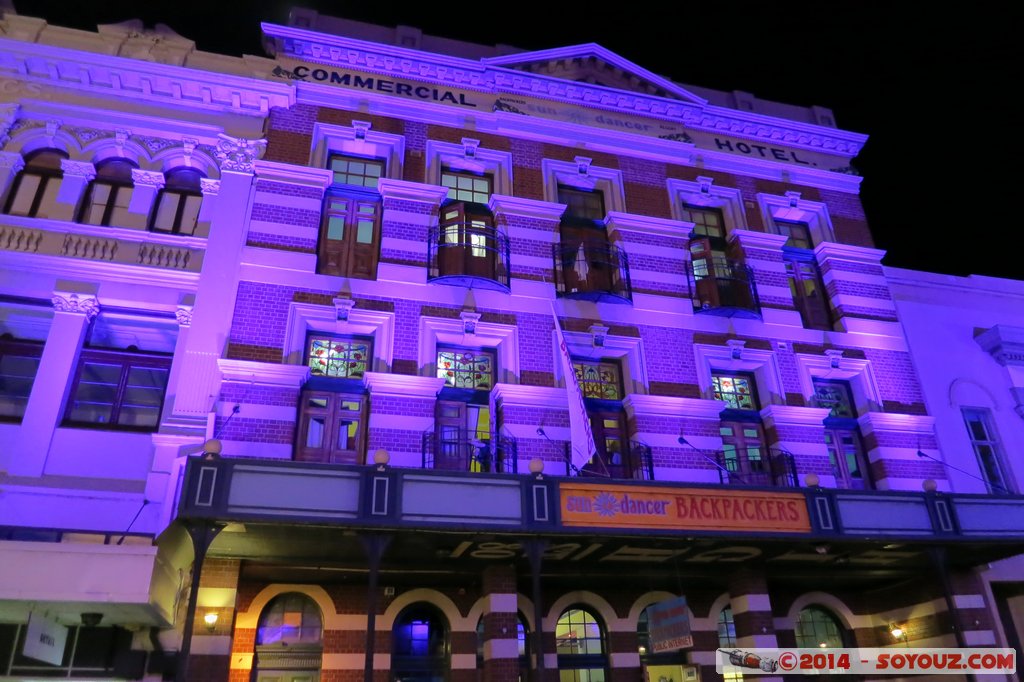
553 242 632 303
422 428 518 473
688 257 759 318
714 448 798 488
427 223 510 292
564 440 654 480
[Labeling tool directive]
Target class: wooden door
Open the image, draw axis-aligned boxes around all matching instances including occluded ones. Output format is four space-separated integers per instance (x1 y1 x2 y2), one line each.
584 408 631 479
296 392 366 464
719 421 768 485
435 400 468 470
319 195 380 279
560 224 611 293
825 428 870 489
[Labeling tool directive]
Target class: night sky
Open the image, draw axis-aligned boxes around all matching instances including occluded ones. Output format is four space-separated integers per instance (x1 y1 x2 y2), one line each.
8 1 1016 280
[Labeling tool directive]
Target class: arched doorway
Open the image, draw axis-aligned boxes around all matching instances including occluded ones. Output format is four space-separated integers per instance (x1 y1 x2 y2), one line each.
555 606 607 682
252 592 323 682
393 603 450 682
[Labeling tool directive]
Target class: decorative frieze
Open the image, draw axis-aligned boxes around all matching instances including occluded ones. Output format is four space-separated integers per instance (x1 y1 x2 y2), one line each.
215 134 267 173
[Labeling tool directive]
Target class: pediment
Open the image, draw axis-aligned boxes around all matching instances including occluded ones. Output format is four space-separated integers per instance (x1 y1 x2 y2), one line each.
483 44 706 103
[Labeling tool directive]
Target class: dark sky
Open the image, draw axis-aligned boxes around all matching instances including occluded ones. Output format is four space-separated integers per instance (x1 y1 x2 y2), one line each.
9 1 1017 279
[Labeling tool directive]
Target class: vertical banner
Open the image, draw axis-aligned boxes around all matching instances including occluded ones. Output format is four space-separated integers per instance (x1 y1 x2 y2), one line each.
550 302 597 472
23 611 68 665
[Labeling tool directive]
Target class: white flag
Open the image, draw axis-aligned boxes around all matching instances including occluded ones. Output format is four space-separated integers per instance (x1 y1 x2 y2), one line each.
550 301 597 472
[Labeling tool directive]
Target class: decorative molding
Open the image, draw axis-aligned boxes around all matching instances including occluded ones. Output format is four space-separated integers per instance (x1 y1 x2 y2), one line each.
59 159 96 180
215 134 267 173
51 291 100 319
487 194 566 222
759 404 831 426
217 358 311 387
0 151 25 173
605 211 693 239
284 301 395 372
815 241 887 265
333 297 356 321
459 311 481 334
728 229 788 251
199 178 221 196
757 192 836 245
310 122 405 180
624 394 726 419
541 158 625 214
131 169 166 188
419 315 519 385
363 371 444 398
0 103 19 147
857 411 936 436
491 383 568 409
975 325 1024 367
175 305 193 327
425 139 513 196
254 159 333 189
666 177 747 233
377 178 449 205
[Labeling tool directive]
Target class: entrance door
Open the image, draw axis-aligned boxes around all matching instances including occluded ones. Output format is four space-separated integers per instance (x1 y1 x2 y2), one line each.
438 203 497 281
560 224 612 294
583 408 631 479
319 195 381 279
720 421 769 485
825 428 870 489
434 400 492 471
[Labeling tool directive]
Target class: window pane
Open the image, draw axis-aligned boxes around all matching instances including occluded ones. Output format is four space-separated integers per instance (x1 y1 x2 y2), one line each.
81 183 112 225
7 174 42 216
308 337 370 378
179 195 202 234
306 416 326 447
437 349 494 389
117 366 169 428
356 219 374 244
0 353 41 420
152 193 181 231
327 216 345 241
34 179 62 219
66 362 122 424
108 186 135 227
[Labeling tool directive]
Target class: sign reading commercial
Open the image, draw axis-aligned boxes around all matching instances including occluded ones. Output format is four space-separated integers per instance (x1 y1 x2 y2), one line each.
647 597 693 652
271 60 855 172
560 483 812 533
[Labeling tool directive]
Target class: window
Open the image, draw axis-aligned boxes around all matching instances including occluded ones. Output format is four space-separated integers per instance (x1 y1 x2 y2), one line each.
296 392 367 465
319 182 381 280
681 204 726 241
327 153 385 188
257 593 323 646
4 149 67 219
556 607 606 682
712 372 759 410
393 604 448 681
432 202 508 289
814 379 855 417
720 422 767 482
794 606 845 649
0 623 133 678
63 348 171 431
307 335 372 379
437 348 494 390
78 158 137 227
441 168 492 204
962 408 1012 493
815 379 871 490
717 606 737 648
573 359 622 400
0 337 43 422
558 185 606 223
150 168 203 235
773 218 813 249
786 257 831 330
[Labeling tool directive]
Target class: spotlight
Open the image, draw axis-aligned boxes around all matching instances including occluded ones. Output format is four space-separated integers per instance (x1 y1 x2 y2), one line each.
204 612 218 631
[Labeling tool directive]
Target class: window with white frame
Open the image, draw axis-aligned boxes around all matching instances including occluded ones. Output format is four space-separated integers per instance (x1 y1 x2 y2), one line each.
425 139 512 198
962 408 1013 493
757 192 835 247
3 149 67 219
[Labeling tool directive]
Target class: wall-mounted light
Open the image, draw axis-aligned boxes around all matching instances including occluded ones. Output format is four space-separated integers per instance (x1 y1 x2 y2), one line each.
204 612 219 632
889 624 906 641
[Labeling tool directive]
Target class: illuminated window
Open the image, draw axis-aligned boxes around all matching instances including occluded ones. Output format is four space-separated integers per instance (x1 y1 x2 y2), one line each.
306 335 372 379
393 604 448 680
773 218 813 249
717 606 737 648
441 168 492 204
78 158 137 227
712 372 758 410
63 349 171 431
558 185 606 223
794 606 845 649
257 593 322 646
556 607 607 682
150 168 204 235
573 359 622 400
813 379 854 418
3 149 67 219
0 337 43 422
681 204 726 241
327 153 385 188
437 347 494 390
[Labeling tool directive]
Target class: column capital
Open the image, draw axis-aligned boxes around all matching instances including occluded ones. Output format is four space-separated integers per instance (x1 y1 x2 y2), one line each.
51 291 99 319
131 168 166 189
215 134 266 174
0 103 19 147
200 178 221 196
59 159 96 180
175 305 194 327
0 150 25 173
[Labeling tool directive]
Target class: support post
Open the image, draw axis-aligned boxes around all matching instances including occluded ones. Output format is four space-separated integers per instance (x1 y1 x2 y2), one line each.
524 539 548 682
361 533 391 682
176 521 222 682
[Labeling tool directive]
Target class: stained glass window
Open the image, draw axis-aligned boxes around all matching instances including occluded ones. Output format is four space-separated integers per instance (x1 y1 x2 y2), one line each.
712 373 757 410
437 348 494 390
328 154 385 188
441 169 492 203
573 360 622 400
813 379 855 418
307 336 371 378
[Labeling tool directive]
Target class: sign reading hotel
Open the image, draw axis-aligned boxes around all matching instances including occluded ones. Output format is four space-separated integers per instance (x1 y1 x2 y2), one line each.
271 60 853 171
560 482 812 533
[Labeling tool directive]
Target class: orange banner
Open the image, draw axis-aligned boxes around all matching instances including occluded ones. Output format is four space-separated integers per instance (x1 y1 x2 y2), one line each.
560 483 811 533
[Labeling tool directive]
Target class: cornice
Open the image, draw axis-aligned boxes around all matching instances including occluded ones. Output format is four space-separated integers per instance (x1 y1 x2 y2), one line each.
729 229 788 250
261 23 866 158
975 325 1024 367
606 211 693 238
491 383 568 408
377 178 449 205
0 38 294 116
255 159 333 189
857 411 936 435
363 371 444 398
217 359 310 387
623 394 726 419
814 241 887 265
488 194 566 221
759 405 831 426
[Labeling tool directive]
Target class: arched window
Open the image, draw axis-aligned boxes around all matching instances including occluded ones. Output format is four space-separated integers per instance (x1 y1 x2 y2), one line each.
253 592 323 680
794 605 846 649
150 167 204 235
79 158 137 227
717 606 737 648
4 149 67 218
556 607 606 682
256 592 323 646
476 612 529 681
393 603 449 682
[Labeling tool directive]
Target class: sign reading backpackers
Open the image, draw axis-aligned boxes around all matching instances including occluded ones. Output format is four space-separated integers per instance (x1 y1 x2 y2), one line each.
271 59 855 172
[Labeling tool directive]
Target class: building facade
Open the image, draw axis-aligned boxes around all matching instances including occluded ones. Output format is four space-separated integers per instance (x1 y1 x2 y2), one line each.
0 6 1022 682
